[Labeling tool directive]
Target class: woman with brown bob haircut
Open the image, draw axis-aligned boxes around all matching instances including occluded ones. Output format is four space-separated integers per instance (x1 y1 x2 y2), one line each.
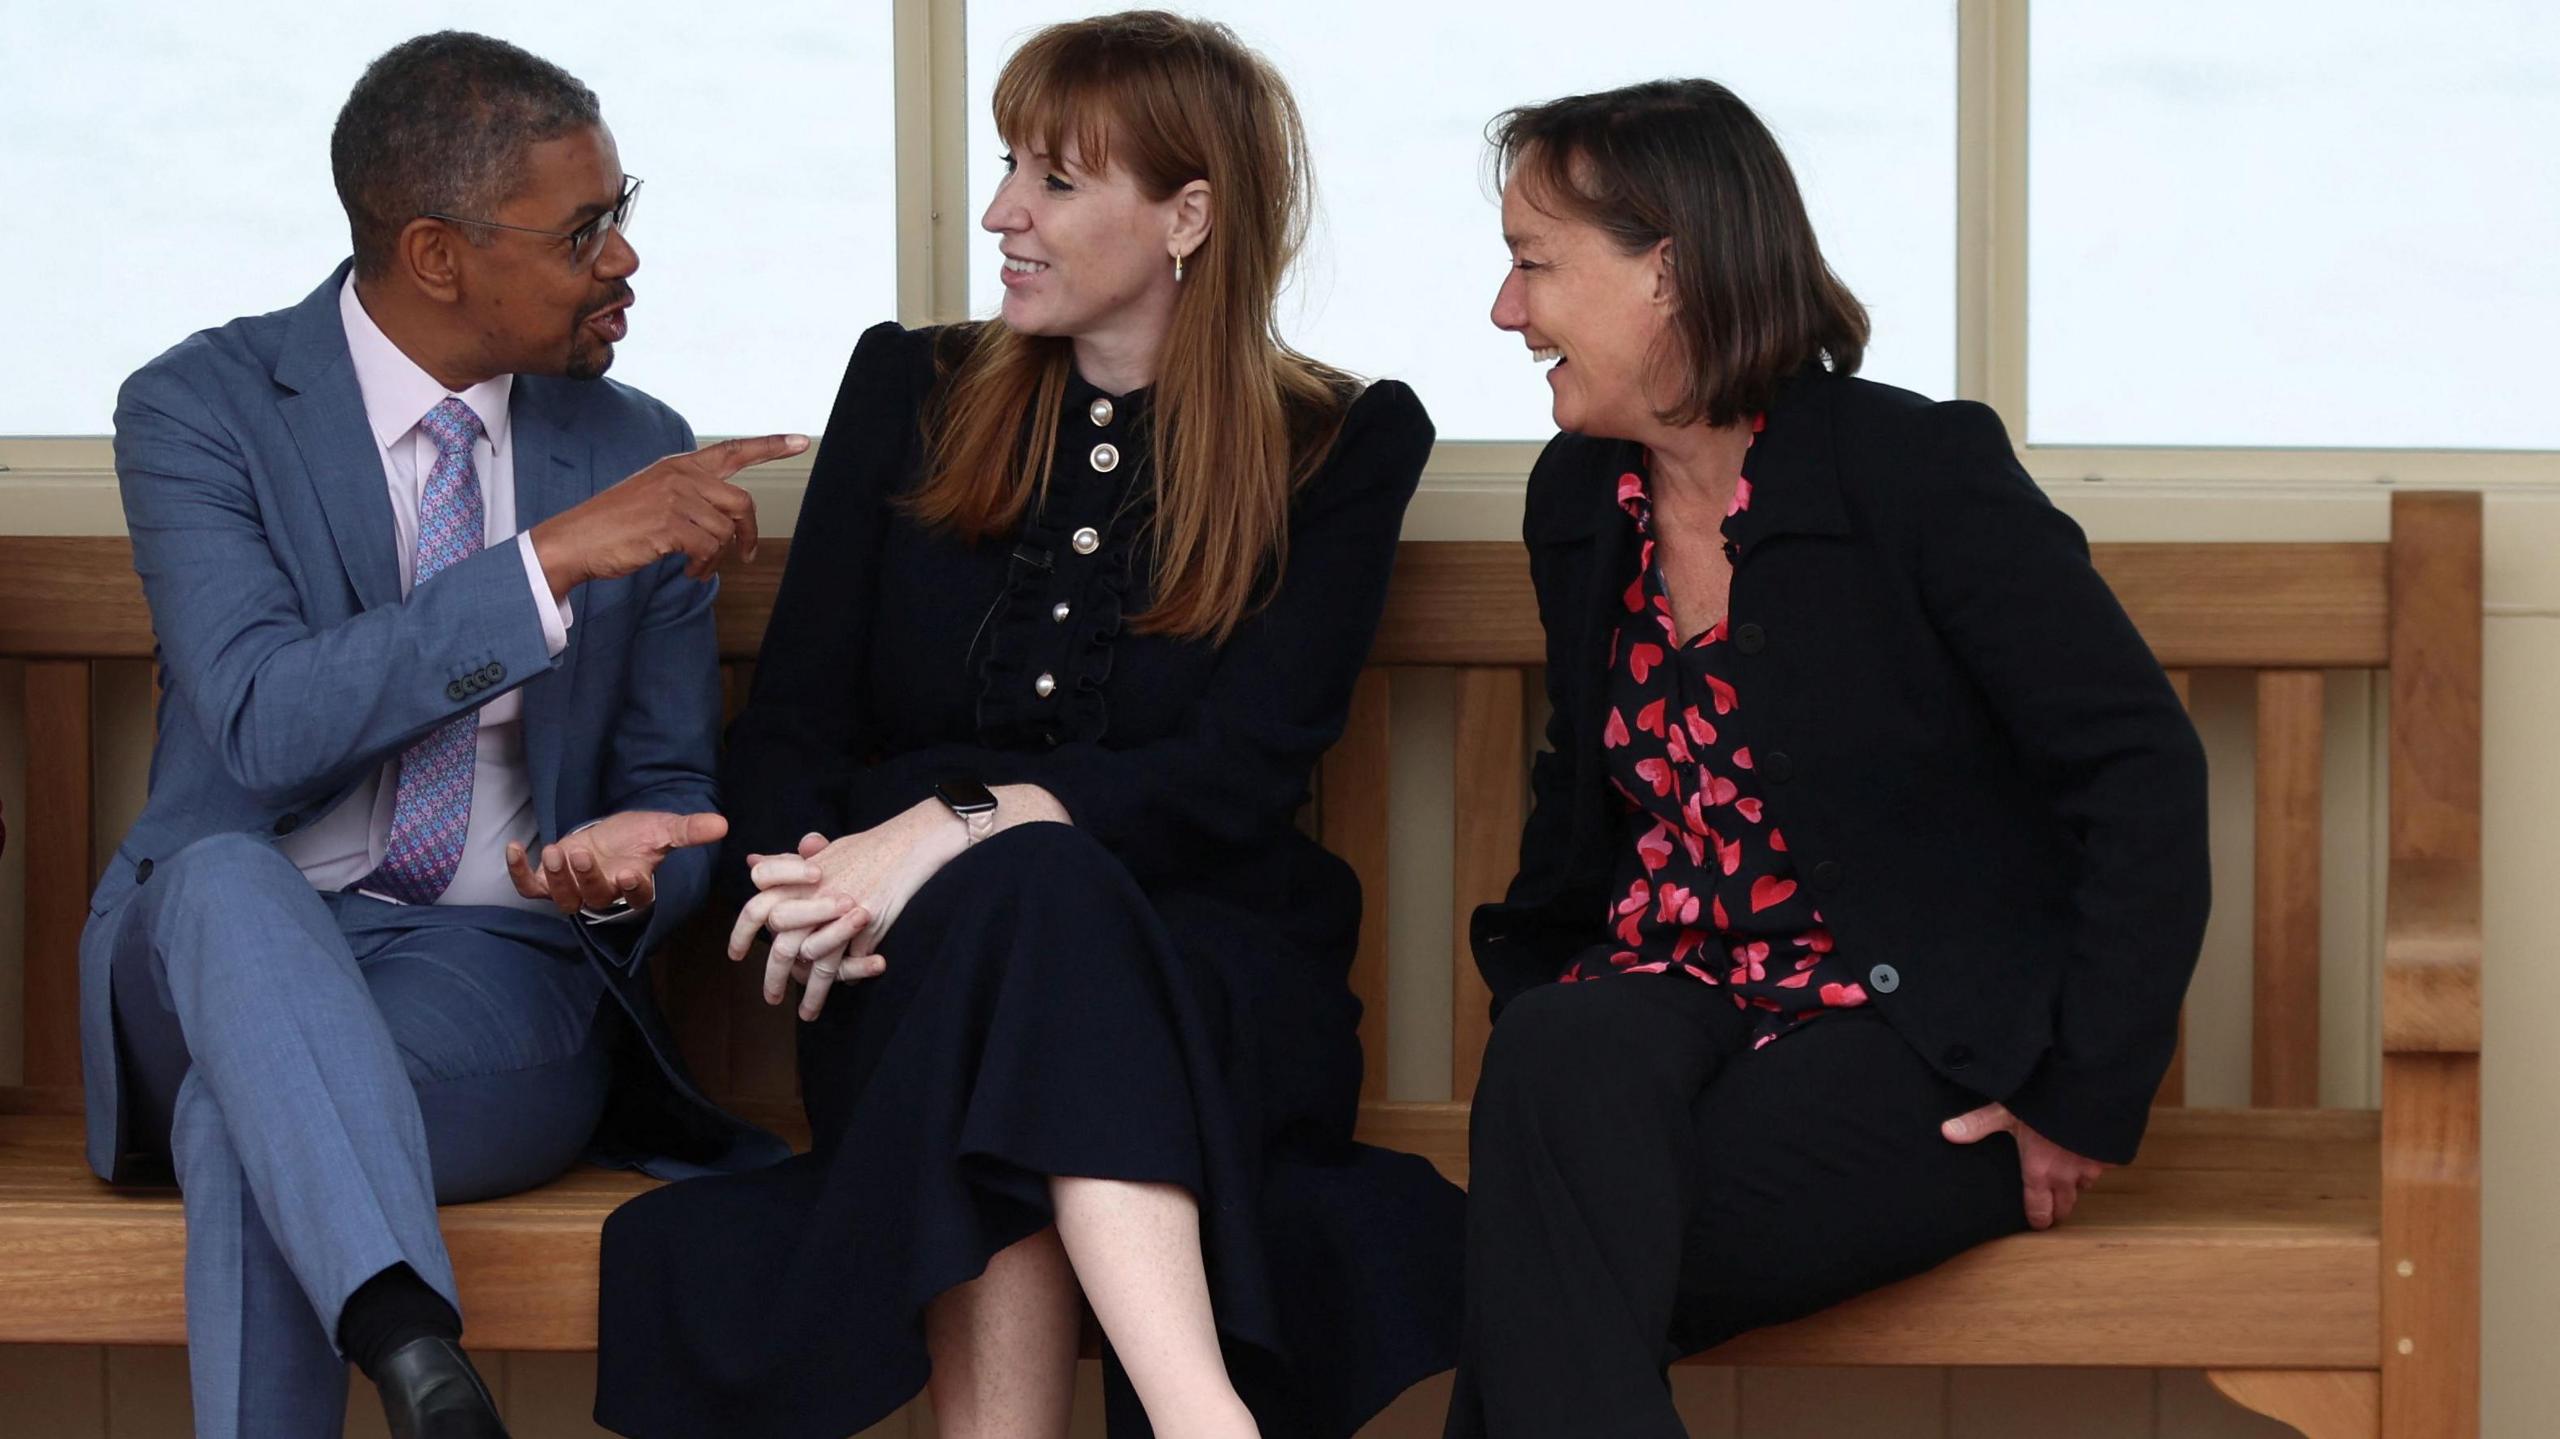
1447 79 2209 1436
594 12 1463 1439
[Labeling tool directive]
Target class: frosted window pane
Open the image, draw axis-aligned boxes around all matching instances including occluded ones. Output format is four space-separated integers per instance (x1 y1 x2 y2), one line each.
2027 1 2560 449
967 2 1956 441
0 3 895 436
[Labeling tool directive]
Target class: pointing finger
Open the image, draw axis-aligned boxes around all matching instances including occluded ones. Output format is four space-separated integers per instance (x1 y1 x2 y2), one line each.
703 433 810 480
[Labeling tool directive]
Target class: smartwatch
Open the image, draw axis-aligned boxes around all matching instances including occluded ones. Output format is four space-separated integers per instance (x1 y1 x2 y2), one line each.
934 778 1000 847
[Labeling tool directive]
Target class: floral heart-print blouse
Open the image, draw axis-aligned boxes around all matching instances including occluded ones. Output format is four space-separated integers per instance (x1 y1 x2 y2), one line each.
1567 427 1872 1049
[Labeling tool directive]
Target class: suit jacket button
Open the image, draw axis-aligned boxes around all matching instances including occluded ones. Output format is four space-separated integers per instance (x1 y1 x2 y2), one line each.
273 813 300 836
1942 1043 1974 1069
1812 859 1843 890
1764 751 1795 783
1734 622 1765 655
446 681 468 701
1867 963 1900 994
486 663 505 683
135 858 155 884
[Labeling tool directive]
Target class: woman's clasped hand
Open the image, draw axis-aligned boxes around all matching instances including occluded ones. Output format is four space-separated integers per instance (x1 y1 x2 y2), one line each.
727 802 957 1020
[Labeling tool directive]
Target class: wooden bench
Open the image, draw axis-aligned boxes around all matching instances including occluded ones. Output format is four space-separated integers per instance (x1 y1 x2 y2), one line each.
0 492 2484 1438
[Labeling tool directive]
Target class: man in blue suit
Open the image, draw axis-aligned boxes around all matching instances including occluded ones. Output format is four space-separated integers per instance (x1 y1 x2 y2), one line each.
86 32 801 1438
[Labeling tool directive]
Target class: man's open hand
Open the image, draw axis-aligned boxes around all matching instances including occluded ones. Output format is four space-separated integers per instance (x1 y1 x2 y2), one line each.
507 810 729 916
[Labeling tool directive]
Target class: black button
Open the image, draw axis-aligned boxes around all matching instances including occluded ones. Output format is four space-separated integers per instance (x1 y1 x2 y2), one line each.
1943 1043 1974 1069
1764 751 1795 783
487 663 505 682
273 813 300 836
1812 859 1843 890
1734 623 1765 655
446 681 468 701
135 858 154 884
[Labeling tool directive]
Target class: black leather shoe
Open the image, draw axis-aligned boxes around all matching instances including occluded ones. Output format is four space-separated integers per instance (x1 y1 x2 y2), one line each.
374 1336 510 1439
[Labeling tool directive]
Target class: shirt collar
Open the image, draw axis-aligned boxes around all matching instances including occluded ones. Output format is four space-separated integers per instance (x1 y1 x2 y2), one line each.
1617 413 1767 538
338 273 514 454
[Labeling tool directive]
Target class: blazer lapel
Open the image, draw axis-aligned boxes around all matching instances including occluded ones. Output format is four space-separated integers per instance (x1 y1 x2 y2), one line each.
1533 436 1639 877
275 265 402 612
511 379 593 835
1731 365 1850 557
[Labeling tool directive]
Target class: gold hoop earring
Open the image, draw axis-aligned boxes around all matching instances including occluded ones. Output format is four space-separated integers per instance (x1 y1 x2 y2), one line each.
1174 253 1185 283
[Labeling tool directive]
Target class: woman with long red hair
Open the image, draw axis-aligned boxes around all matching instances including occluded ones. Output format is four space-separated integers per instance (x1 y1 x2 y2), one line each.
596 13 1463 1438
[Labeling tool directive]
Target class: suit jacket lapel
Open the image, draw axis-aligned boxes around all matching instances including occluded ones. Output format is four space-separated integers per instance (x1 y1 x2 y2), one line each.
275 265 401 612
511 379 593 836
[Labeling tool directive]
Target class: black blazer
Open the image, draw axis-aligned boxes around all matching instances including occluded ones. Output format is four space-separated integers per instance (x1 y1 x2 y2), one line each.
1471 365 2210 1165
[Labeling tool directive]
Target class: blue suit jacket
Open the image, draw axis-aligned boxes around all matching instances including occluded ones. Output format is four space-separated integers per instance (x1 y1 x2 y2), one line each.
85 263 788 1182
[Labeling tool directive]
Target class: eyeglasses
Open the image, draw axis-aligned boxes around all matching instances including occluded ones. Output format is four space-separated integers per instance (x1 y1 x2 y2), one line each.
425 176 642 272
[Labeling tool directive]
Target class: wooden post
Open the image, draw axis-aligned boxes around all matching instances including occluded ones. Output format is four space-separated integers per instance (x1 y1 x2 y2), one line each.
2379 491 2483 1437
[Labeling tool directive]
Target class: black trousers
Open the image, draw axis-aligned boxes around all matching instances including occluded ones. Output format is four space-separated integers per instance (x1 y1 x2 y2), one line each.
1445 975 2029 1439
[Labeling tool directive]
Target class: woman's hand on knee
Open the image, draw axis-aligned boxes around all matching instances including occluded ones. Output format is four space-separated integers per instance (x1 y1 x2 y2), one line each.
1940 1102 2109 1231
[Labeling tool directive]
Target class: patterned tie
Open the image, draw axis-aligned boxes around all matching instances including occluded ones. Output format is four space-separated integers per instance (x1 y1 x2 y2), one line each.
367 397 487 904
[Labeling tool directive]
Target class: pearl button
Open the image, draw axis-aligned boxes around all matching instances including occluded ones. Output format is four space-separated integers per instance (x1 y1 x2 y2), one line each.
1035 673 1057 698
1090 442 1120 473
1088 397 1114 427
1052 601 1073 623
1072 527 1101 555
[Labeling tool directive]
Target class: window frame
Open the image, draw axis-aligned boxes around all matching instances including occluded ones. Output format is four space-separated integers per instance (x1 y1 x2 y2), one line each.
3 0 2548 524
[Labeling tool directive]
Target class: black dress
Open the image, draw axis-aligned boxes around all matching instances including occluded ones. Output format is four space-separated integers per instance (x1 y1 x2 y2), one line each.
595 322 1465 1439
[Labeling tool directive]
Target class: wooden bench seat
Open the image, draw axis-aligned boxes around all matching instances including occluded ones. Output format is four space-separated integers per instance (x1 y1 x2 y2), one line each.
0 492 2485 1437
0 1104 2383 1368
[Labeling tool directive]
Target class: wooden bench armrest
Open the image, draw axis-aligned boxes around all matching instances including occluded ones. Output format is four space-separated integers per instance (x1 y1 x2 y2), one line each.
2381 856 2482 1056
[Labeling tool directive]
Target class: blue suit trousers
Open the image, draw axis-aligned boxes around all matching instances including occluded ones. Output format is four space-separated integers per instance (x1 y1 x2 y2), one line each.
92 831 610 1438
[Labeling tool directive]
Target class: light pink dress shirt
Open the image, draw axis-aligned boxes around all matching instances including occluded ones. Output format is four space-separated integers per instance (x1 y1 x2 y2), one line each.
275 277 576 912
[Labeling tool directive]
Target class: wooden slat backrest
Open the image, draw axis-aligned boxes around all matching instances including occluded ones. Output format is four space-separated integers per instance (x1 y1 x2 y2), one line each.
21 663 92 1094
0 527 2438 1126
2253 671 2327 1107
0 538 155 659
0 534 2398 669
1320 673 1394 1101
1447 670 1523 1102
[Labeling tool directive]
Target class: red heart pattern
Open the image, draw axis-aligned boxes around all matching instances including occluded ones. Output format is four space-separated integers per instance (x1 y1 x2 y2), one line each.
1581 444 1867 1049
